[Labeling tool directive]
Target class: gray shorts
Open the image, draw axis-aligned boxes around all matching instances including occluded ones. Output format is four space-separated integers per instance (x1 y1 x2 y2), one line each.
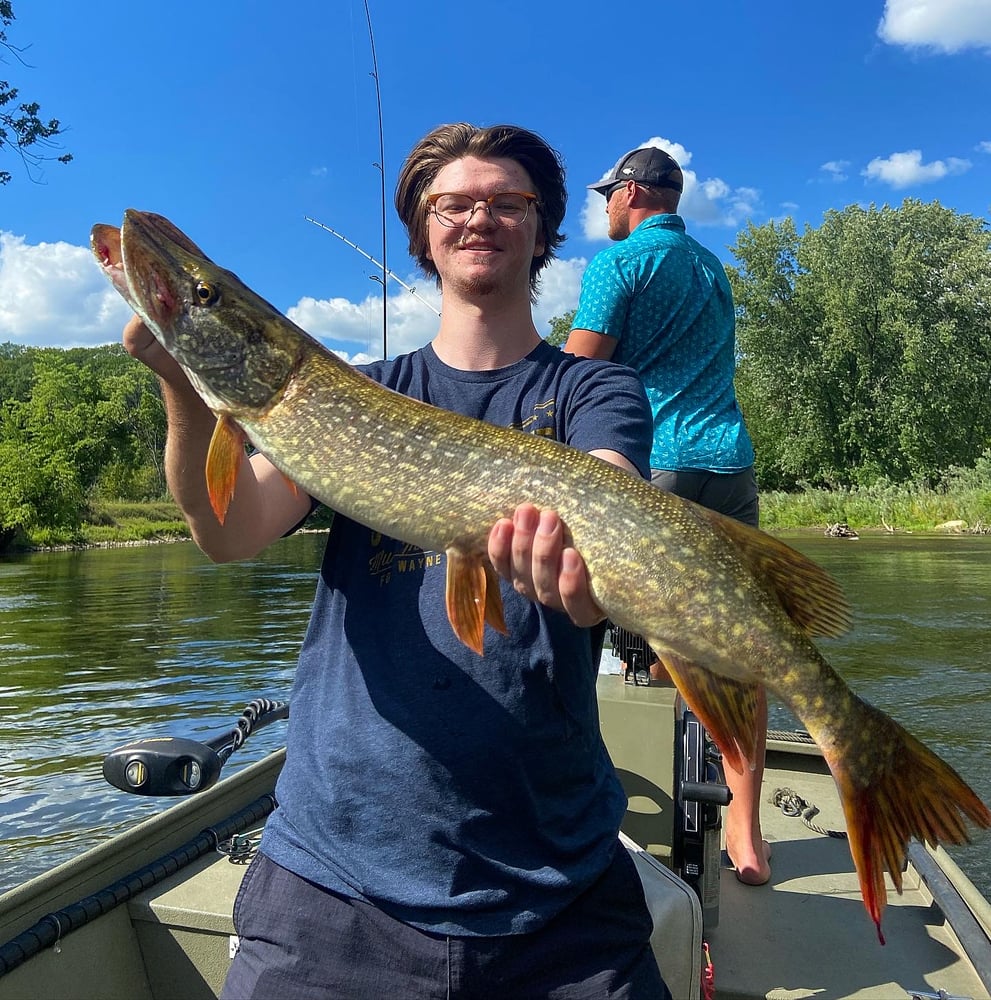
650 466 759 527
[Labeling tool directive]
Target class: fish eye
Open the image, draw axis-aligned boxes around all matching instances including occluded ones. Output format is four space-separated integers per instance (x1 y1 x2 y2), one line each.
194 281 220 306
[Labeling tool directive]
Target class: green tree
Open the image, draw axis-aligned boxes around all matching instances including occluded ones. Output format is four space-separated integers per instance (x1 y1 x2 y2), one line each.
729 200 991 489
0 345 170 544
0 340 34 400
0 1 72 186
0 351 102 535
546 309 575 347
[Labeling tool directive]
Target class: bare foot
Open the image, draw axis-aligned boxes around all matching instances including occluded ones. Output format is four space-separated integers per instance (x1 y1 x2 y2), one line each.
726 837 772 886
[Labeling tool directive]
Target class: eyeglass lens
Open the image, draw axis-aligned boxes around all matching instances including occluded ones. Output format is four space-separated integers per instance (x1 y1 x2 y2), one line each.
431 193 533 228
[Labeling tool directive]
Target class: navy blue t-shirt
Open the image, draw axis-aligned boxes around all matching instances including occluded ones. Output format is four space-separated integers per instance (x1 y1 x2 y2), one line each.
261 341 651 936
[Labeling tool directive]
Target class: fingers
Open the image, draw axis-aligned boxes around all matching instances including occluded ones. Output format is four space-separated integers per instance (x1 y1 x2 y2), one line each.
122 314 155 357
487 504 604 628
122 314 186 383
558 547 605 627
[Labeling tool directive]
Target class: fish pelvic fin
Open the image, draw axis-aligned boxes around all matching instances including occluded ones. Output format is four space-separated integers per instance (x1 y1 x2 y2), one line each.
823 701 991 944
692 506 853 638
444 551 508 656
657 654 761 775
205 415 246 524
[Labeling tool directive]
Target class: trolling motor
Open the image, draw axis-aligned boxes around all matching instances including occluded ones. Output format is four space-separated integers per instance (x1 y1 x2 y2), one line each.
102 698 289 796
673 696 731 929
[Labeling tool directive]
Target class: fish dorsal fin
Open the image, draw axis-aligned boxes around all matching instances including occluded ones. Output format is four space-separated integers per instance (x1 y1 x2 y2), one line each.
657 654 760 775
444 550 508 655
691 506 852 638
205 414 246 524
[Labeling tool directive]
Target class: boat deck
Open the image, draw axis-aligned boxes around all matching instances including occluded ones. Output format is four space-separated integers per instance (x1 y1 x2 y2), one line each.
711 738 986 1000
110 737 991 1000
2 685 989 1000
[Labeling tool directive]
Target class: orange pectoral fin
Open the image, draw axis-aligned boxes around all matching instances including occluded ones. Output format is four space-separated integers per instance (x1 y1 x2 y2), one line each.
445 551 507 655
482 561 508 637
204 414 246 524
656 653 761 775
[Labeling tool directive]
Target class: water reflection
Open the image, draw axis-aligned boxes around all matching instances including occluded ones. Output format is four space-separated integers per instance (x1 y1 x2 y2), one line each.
0 534 322 891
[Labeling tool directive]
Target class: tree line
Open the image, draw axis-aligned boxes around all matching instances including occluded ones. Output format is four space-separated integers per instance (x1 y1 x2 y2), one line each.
0 344 165 548
1 198 989 548
728 198 991 491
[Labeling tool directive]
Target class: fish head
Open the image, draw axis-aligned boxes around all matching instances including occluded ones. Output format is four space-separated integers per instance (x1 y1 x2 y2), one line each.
114 209 303 413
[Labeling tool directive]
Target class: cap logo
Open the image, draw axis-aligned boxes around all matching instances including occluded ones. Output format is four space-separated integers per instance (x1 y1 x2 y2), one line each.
621 167 636 175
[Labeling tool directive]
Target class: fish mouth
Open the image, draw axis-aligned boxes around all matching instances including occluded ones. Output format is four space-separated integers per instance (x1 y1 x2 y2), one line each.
91 224 122 270
90 224 133 306
119 211 187 338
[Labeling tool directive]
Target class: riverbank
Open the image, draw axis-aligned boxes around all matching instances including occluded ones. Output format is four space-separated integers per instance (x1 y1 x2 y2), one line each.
3 483 989 553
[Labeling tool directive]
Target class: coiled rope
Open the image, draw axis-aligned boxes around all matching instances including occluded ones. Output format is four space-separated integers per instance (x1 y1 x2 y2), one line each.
770 787 848 840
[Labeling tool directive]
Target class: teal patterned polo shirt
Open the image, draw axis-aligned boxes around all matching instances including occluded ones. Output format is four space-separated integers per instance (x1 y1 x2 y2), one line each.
573 214 754 472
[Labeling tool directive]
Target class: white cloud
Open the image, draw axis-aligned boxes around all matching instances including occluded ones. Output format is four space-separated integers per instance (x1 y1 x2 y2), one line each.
533 257 587 333
288 278 443 362
878 0 991 54
0 232 132 348
978 140 991 153
581 137 759 242
819 160 851 181
862 149 972 188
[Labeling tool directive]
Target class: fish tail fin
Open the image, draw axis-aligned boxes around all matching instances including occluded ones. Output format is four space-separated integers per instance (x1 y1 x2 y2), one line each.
824 703 991 944
657 654 761 775
205 415 246 524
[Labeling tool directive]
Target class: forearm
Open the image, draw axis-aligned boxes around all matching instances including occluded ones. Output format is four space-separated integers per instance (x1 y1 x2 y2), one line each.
159 378 309 562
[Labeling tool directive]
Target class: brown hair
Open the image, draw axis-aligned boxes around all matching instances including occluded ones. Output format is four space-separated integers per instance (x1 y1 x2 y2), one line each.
638 183 681 214
394 123 567 297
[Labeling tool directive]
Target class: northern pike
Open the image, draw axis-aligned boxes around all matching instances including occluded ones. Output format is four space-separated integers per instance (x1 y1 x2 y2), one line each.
92 210 991 943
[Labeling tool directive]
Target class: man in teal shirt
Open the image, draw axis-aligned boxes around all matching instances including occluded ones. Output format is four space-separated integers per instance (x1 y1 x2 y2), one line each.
566 145 770 887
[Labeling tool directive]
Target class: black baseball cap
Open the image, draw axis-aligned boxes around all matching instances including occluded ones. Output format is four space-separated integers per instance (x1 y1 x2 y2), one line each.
588 147 684 196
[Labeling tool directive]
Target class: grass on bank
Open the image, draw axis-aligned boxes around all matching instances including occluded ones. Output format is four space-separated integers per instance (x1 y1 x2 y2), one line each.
18 500 192 551
759 484 991 533
10 468 991 551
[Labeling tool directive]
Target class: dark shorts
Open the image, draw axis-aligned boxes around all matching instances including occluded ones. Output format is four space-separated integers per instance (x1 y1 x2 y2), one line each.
221 848 669 1000
650 466 759 528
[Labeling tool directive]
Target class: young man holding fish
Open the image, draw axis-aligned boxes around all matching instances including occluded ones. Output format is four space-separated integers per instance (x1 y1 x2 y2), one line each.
122 123 669 999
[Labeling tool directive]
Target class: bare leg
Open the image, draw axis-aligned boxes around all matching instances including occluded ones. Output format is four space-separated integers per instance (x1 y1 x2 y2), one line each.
724 687 771 885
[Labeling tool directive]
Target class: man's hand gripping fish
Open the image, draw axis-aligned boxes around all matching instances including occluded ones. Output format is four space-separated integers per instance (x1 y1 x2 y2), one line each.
92 210 991 944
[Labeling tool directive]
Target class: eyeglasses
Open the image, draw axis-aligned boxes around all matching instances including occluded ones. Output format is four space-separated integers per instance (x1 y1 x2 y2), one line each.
602 183 624 204
426 191 539 229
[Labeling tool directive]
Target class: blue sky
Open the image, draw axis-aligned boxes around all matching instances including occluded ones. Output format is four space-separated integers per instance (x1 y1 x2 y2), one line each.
1 0 989 363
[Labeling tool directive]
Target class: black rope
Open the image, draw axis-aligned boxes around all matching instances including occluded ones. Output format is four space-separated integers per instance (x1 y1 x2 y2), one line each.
771 787 848 840
214 699 289 762
0 793 277 978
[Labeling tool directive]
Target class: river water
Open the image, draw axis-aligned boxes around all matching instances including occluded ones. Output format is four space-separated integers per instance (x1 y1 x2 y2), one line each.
1 531 989 899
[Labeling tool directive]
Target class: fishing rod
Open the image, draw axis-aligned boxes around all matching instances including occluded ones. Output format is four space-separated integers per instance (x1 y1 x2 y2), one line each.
102 698 289 796
363 0 388 358
305 215 440 317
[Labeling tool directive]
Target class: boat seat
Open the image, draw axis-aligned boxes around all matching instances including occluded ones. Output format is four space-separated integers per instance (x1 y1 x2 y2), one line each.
623 831 703 1000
